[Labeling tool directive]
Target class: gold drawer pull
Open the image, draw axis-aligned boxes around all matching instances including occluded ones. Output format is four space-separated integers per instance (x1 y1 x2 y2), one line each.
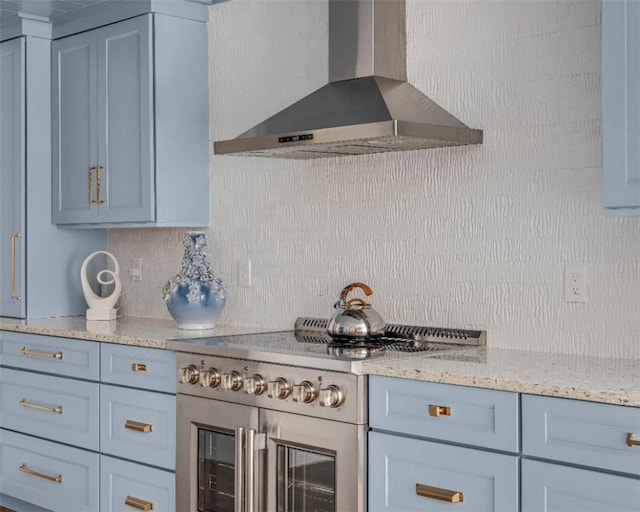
19 463 63 483
21 346 63 360
428 404 451 417
125 496 153 510
10 233 21 301
88 165 97 204
416 483 463 503
20 398 63 414
131 363 147 372
626 433 640 447
125 420 153 433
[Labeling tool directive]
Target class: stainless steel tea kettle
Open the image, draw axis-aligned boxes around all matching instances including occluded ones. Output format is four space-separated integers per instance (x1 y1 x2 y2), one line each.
326 282 386 338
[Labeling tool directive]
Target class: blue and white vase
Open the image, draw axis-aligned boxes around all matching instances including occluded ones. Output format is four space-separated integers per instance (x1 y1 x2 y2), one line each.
162 231 227 330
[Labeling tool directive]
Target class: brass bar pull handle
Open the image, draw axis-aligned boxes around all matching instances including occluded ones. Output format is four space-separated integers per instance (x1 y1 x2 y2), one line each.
428 404 451 417
88 165 97 204
96 165 104 204
20 346 63 360
626 433 640 447
125 420 153 433
20 398 63 415
10 233 21 301
131 363 147 372
416 483 463 503
125 496 153 510
19 464 63 483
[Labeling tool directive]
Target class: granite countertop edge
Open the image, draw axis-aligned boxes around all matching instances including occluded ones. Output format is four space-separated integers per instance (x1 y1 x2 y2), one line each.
2 317 638 408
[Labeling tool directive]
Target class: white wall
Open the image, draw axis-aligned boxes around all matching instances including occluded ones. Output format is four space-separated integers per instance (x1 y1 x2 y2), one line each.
109 0 640 358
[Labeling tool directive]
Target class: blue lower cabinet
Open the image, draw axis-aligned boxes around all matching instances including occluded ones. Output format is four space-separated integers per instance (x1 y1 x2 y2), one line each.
100 455 175 512
0 368 99 451
0 429 99 512
369 431 519 511
100 384 176 470
522 459 640 512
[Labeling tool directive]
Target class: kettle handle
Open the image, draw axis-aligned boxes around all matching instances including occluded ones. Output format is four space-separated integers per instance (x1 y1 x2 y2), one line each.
345 297 368 308
339 282 374 304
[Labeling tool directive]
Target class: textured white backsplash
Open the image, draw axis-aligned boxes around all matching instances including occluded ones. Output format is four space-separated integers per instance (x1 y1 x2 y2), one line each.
109 0 640 358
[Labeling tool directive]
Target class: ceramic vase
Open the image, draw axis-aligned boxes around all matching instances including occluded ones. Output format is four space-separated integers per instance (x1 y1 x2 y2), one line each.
163 231 226 329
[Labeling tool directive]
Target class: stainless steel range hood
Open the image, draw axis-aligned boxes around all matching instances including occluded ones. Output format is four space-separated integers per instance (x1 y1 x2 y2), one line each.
213 0 482 159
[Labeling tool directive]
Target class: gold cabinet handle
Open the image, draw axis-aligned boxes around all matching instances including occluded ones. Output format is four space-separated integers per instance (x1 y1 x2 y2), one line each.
125 420 153 433
125 496 153 510
626 433 640 447
131 363 147 372
19 463 63 483
20 346 63 360
10 233 21 301
416 483 463 503
20 398 63 414
96 164 105 204
428 404 451 417
88 165 97 204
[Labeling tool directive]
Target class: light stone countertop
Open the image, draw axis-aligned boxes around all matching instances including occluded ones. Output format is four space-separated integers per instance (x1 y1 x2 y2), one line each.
1 316 638 407
362 347 640 407
0 316 282 348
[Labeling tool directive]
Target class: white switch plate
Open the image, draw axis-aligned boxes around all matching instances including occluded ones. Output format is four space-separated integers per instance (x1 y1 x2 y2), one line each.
565 265 586 303
130 256 143 281
238 259 251 287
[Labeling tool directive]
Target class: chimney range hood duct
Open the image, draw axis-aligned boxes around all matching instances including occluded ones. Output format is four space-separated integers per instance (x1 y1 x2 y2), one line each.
213 0 482 159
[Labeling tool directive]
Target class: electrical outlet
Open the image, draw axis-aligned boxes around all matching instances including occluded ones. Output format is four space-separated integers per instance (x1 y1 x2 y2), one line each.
238 259 251 287
565 265 586 303
129 257 143 281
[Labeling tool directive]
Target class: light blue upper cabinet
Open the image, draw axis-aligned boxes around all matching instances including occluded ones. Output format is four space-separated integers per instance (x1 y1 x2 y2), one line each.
603 0 640 215
0 38 26 318
52 13 210 228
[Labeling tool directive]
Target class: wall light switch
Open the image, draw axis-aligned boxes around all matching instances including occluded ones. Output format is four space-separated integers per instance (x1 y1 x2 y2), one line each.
238 259 251 287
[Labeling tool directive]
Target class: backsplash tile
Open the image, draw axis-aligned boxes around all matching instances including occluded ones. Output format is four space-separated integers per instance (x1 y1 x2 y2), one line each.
109 0 640 358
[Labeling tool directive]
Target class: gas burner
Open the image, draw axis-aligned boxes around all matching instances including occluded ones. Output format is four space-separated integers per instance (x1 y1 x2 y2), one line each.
326 340 387 360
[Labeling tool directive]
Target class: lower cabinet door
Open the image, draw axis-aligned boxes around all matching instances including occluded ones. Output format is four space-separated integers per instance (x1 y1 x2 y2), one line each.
0 429 99 512
369 431 518 512
522 459 640 512
100 384 176 470
100 455 175 512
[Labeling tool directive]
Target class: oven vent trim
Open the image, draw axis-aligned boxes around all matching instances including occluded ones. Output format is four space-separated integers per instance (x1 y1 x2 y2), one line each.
294 317 486 346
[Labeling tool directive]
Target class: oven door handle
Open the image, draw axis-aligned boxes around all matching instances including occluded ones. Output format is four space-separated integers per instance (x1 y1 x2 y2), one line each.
246 429 266 512
235 426 245 512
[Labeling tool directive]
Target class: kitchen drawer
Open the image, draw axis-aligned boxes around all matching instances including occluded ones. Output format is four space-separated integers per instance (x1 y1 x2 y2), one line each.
0 368 99 450
522 459 640 511
100 455 175 512
0 429 99 512
369 375 519 452
522 394 640 476
0 331 99 380
101 343 176 393
100 384 176 470
369 431 519 512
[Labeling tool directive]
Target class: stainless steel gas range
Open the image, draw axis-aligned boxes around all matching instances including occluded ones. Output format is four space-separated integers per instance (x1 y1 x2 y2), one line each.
167 318 485 512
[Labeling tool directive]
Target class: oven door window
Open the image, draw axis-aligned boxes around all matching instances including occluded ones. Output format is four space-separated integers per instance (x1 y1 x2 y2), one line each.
198 428 236 512
277 445 336 512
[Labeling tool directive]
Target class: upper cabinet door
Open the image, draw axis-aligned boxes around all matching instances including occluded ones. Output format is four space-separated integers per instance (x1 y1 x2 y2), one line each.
52 30 100 224
51 12 209 229
603 0 640 215
97 15 154 224
52 15 154 226
0 38 26 318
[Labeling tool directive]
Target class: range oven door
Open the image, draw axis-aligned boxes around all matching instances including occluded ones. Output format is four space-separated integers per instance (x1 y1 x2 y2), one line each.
261 409 366 512
176 394 259 512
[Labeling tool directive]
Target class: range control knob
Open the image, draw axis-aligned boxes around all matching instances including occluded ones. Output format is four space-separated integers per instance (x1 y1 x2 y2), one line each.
243 374 266 395
221 371 243 391
292 381 317 403
319 385 345 408
179 365 200 385
200 368 221 388
267 378 292 399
